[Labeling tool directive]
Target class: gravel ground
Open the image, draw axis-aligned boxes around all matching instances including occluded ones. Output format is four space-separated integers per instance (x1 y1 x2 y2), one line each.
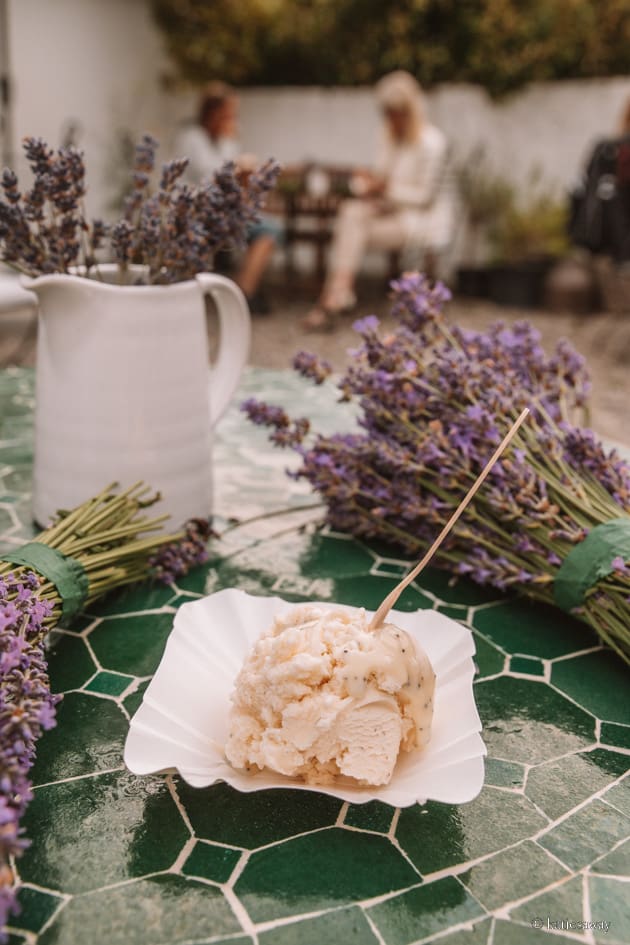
2 281 629 445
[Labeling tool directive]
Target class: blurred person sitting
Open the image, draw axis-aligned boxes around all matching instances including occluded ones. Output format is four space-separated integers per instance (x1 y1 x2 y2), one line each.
304 70 453 331
569 97 630 265
175 81 281 313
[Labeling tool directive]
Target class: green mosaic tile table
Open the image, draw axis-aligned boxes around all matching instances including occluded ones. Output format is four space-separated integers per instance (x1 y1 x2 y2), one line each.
1 366 629 945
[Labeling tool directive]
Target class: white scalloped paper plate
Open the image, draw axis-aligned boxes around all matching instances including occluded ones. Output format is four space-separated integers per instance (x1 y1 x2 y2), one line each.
124 589 486 807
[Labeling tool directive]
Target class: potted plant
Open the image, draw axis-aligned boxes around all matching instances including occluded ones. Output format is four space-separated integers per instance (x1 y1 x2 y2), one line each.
455 147 514 298
486 186 569 308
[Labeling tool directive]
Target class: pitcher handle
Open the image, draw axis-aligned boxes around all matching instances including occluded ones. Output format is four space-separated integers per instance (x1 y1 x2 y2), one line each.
196 272 251 426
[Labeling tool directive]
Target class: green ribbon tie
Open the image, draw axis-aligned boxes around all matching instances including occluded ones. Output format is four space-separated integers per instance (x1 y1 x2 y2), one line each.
0 542 89 622
554 517 630 612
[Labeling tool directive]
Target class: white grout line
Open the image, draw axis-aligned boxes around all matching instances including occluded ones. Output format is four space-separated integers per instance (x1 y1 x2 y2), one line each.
166 775 194 836
169 835 197 873
387 807 401 840
32 765 126 791
222 885 259 944
362 908 388 945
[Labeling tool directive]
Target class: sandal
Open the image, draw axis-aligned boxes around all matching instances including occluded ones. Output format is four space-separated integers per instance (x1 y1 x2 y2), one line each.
301 306 336 332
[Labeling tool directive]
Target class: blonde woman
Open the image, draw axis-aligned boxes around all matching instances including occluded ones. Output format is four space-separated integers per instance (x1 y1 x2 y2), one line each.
304 71 453 331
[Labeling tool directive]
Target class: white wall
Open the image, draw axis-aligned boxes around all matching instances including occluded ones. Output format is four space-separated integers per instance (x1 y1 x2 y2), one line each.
4 0 630 216
237 79 630 197
6 0 176 215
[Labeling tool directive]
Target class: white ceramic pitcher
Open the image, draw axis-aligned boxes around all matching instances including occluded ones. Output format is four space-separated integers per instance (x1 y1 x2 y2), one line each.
22 265 250 526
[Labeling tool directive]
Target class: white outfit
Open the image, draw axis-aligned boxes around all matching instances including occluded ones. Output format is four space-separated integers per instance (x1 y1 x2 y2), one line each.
173 124 239 184
328 124 454 277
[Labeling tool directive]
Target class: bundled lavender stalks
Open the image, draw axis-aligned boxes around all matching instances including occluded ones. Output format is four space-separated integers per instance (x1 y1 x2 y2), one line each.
0 484 211 935
244 273 630 663
0 134 279 284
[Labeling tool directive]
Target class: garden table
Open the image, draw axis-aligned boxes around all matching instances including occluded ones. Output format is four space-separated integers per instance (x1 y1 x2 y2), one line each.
1 366 628 945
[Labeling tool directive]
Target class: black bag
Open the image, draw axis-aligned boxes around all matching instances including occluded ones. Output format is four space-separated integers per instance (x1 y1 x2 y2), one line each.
569 134 630 262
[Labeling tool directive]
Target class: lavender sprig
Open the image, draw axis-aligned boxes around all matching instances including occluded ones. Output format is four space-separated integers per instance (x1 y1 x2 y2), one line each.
0 135 280 284
244 272 630 663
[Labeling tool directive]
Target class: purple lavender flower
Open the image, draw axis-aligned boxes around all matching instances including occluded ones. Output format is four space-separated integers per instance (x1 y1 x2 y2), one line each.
292 352 332 385
1 135 280 284
243 271 630 662
149 518 213 584
0 573 58 932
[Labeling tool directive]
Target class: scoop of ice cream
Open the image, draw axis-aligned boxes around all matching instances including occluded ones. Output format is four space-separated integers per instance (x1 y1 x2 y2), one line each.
225 604 435 786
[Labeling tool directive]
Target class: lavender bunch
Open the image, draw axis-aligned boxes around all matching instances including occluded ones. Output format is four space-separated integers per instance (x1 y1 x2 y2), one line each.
244 273 630 663
0 134 279 284
0 573 58 933
0 484 212 934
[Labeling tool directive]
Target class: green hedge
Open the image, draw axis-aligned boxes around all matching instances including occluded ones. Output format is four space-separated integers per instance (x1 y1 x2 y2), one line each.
152 0 630 96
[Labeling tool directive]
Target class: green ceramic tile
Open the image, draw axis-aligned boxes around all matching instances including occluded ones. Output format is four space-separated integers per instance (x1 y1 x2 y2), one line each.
84 670 134 697
588 875 630 944
461 840 568 911
177 781 341 848
67 614 98 632
427 919 492 945
46 633 97 692
473 600 597 659
485 758 525 788
123 678 150 717
591 838 630 876
300 533 377 578
0 456 33 479
474 677 595 764
11 886 63 933
510 874 584 930
493 919 578 944
182 840 242 884
538 798 630 871
88 612 174 676
0 506 13 531
551 651 630 725
510 655 545 676
373 560 409 578
437 605 469 621
20 771 188 894
327 574 433 612
525 749 630 820
84 581 175 617
417 566 501 605
472 632 505 678
344 800 394 833
235 828 419 922
37 874 241 945
165 592 203 609
31 692 127 784
199 939 252 945
258 906 380 945
396 789 548 874
602 777 630 817
601 722 630 751
367 876 484 945
174 560 216 594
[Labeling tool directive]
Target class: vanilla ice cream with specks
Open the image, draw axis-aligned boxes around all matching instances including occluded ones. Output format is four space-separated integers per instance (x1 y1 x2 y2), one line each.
225 604 435 786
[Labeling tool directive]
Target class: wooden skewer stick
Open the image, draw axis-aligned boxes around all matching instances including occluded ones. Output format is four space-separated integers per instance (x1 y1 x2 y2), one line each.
369 407 530 631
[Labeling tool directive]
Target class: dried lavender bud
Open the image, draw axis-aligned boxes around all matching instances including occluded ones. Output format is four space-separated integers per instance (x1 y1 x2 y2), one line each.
159 158 189 193
149 518 213 584
292 351 333 385
110 219 134 266
0 169 20 205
